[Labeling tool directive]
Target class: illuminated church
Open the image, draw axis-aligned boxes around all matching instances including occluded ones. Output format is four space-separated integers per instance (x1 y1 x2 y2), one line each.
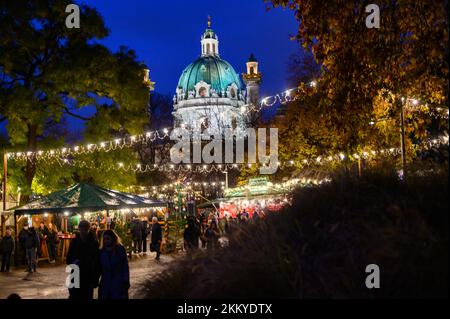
172 18 262 134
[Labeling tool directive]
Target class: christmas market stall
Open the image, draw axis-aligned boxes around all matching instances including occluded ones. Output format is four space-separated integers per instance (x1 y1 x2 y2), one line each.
197 176 328 220
12 182 168 262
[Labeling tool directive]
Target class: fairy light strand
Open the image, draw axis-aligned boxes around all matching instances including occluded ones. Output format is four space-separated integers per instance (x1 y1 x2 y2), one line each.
5 82 448 161
22 133 447 174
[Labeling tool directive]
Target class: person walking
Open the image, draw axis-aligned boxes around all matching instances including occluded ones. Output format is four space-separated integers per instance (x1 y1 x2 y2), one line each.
199 213 207 248
205 221 221 253
98 230 130 299
183 217 200 259
130 217 143 255
141 218 149 254
66 220 101 300
150 217 162 261
47 223 59 263
240 209 249 223
224 216 231 235
37 222 48 258
110 218 117 230
252 210 260 223
89 222 99 242
18 223 39 273
0 228 15 272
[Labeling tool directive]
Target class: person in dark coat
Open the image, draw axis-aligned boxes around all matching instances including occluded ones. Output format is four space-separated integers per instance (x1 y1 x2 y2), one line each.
141 218 149 254
46 223 59 263
199 213 207 248
205 221 221 253
89 222 99 242
99 230 130 299
252 210 260 222
37 222 48 257
240 209 249 223
150 217 162 261
183 218 200 259
66 220 100 300
110 218 117 230
0 228 15 272
130 217 143 255
224 217 231 235
18 223 39 273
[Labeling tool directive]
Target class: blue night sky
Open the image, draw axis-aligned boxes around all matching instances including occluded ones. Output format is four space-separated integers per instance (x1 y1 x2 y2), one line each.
1 0 301 137
83 0 299 95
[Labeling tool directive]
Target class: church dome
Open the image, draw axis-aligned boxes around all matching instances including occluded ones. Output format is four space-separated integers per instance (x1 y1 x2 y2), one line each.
177 55 243 99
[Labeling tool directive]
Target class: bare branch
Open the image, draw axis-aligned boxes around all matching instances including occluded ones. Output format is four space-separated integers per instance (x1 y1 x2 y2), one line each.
63 107 93 121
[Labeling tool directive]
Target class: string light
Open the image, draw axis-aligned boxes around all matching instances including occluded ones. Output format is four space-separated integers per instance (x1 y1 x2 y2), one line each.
6 128 172 161
39 133 448 174
6 81 448 162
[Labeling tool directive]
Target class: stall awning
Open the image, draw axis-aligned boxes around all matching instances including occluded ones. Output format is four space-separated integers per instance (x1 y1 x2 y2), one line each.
13 182 167 215
196 198 228 209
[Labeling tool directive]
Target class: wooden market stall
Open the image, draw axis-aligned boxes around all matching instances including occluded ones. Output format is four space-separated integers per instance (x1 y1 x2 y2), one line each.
197 177 293 219
12 182 168 262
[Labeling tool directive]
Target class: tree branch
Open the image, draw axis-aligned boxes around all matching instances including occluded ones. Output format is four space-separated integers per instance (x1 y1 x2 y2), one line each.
63 107 93 121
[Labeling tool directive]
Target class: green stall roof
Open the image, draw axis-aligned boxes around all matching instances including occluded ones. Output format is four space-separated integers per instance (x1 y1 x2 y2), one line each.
13 182 167 215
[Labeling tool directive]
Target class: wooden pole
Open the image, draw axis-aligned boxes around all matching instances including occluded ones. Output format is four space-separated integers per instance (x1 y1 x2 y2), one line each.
1 152 7 236
14 214 17 237
14 213 18 266
399 99 407 178
358 158 362 178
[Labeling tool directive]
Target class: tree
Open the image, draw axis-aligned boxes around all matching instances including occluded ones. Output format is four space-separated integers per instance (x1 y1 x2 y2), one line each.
287 49 321 87
268 0 448 161
148 93 174 131
0 0 150 201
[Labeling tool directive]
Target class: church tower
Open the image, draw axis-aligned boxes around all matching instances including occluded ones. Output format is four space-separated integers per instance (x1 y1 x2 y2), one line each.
201 16 219 57
242 53 262 107
172 18 247 135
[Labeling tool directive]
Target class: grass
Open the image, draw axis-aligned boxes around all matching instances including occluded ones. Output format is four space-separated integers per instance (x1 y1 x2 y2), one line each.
138 165 448 298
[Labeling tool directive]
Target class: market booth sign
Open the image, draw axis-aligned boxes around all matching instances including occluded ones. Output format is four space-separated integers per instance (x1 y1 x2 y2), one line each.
224 177 289 198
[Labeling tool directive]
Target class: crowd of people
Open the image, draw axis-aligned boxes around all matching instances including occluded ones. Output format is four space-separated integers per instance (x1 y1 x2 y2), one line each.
0 216 163 300
1 208 262 299
183 208 266 258
128 216 162 261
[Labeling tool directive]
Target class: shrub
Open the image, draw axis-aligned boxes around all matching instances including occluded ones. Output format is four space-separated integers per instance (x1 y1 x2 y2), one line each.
139 167 448 298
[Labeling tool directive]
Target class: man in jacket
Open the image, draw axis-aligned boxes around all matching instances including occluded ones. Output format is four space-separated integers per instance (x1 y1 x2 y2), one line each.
0 228 15 272
66 220 101 300
150 217 162 261
141 218 149 254
18 223 40 273
183 217 200 259
46 223 58 263
130 217 143 255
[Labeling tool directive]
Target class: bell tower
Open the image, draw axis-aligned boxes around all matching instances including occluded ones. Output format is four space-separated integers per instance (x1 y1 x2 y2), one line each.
201 16 219 56
242 53 262 107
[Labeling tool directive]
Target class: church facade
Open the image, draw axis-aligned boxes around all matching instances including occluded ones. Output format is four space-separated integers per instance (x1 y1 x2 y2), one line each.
172 19 262 135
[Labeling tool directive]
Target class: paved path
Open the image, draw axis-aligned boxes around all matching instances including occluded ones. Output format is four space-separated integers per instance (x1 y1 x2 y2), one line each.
0 253 179 299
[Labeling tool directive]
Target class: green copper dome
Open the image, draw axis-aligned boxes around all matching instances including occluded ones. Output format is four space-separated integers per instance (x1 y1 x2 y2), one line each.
177 56 243 98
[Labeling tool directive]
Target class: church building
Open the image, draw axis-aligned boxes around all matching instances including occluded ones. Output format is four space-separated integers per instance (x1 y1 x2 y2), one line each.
172 18 262 135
